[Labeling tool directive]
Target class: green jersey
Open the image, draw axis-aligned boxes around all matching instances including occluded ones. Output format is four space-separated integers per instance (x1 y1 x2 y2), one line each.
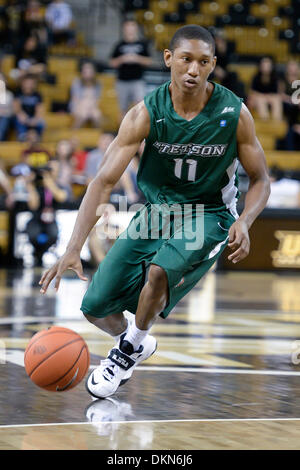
138 80 243 216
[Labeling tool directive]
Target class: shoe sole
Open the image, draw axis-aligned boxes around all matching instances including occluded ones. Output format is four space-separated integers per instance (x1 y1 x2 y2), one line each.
86 340 158 398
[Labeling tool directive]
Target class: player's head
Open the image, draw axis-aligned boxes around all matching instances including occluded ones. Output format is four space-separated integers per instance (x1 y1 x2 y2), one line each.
164 25 216 92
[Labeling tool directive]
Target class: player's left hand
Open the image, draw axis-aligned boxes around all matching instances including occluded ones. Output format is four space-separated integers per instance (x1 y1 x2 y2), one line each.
227 219 250 264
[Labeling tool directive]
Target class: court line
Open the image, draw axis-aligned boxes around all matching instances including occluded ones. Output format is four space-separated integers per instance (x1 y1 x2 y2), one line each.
2 417 300 429
89 365 300 376
3 350 300 376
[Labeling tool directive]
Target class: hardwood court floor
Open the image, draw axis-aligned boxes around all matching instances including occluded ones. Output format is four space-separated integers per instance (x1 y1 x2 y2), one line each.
0 268 300 449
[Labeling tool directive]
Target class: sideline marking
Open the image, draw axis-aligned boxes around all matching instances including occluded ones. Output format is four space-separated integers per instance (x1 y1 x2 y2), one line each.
1 417 300 429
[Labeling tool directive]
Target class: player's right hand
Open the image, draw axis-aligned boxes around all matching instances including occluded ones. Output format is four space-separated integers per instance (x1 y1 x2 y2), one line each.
39 249 88 294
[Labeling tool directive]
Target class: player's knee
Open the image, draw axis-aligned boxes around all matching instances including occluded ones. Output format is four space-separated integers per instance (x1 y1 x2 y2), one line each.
148 264 168 293
81 295 110 322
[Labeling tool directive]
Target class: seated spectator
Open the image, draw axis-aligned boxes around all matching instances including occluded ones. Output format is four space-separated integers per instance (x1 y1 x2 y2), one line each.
0 73 14 141
11 130 51 193
249 56 282 120
18 129 51 169
284 102 300 151
45 0 74 45
84 133 114 184
84 132 138 204
13 74 45 141
279 60 300 125
70 136 88 175
267 167 300 208
50 139 75 201
69 62 102 129
14 33 47 81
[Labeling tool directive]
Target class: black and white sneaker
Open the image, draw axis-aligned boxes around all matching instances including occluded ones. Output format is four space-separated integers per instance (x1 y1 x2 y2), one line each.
86 335 157 399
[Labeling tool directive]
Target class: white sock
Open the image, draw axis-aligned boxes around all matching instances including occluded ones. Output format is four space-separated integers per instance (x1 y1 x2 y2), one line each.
112 320 129 344
124 321 150 350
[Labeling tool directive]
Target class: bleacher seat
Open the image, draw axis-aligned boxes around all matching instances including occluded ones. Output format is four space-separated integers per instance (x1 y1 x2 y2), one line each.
0 211 9 255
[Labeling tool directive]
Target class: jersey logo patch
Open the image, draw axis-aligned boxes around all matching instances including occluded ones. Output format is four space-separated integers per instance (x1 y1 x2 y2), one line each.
220 120 227 127
221 106 235 113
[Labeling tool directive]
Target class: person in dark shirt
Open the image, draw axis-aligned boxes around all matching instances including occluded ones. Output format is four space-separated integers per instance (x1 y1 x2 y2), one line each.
13 73 45 141
279 60 300 126
249 56 282 120
212 32 246 100
15 33 47 80
110 19 152 117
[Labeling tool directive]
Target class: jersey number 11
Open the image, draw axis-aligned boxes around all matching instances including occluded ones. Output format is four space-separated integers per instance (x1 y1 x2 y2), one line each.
174 158 197 182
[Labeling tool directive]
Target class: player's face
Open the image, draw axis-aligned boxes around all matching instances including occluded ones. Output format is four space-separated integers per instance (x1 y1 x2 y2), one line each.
164 39 216 93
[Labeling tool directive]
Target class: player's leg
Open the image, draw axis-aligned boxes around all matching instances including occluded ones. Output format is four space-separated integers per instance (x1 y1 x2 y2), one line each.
84 312 128 337
84 206 163 398
119 264 168 354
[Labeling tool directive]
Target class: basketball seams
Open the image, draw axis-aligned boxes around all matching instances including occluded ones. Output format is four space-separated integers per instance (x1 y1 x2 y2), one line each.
27 337 83 377
44 344 87 388
24 329 78 362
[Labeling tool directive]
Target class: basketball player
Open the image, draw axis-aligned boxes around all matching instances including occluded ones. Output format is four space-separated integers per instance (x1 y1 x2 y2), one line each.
39 25 270 399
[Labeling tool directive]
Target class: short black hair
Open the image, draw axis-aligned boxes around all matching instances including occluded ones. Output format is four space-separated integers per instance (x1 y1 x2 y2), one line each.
169 25 215 55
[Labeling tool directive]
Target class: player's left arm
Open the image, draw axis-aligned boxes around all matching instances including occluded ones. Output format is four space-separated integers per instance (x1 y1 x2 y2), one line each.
228 103 271 263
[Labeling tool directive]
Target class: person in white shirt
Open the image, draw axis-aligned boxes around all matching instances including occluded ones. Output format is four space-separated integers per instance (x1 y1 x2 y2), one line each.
45 0 74 45
267 167 300 208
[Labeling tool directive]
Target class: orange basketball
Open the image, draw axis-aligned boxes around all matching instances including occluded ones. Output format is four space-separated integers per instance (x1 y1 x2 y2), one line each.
24 326 90 392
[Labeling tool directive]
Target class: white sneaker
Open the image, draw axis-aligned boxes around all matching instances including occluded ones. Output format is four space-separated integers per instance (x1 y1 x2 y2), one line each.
86 334 157 399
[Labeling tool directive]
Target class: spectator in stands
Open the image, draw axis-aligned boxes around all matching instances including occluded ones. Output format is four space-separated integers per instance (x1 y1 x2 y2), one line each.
24 0 45 34
267 166 300 208
110 19 152 117
0 73 14 141
84 133 114 184
279 60 300 125
25 164 64 266
51 139 75 201
84 132 138 204
45 0 74 45
11 157 70 266
13 74 45 141
249 56 282 120
284 102 300 151
14 32 47 80
69 62 102 129
19 129 51 169
0 159 12 209
212 32 245 100
69 136 88 175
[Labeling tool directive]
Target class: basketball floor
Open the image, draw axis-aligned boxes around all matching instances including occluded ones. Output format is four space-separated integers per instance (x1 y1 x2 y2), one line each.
0 267 300 450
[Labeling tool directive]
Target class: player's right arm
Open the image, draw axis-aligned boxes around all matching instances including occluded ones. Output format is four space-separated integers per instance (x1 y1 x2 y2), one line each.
39 101 150 294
